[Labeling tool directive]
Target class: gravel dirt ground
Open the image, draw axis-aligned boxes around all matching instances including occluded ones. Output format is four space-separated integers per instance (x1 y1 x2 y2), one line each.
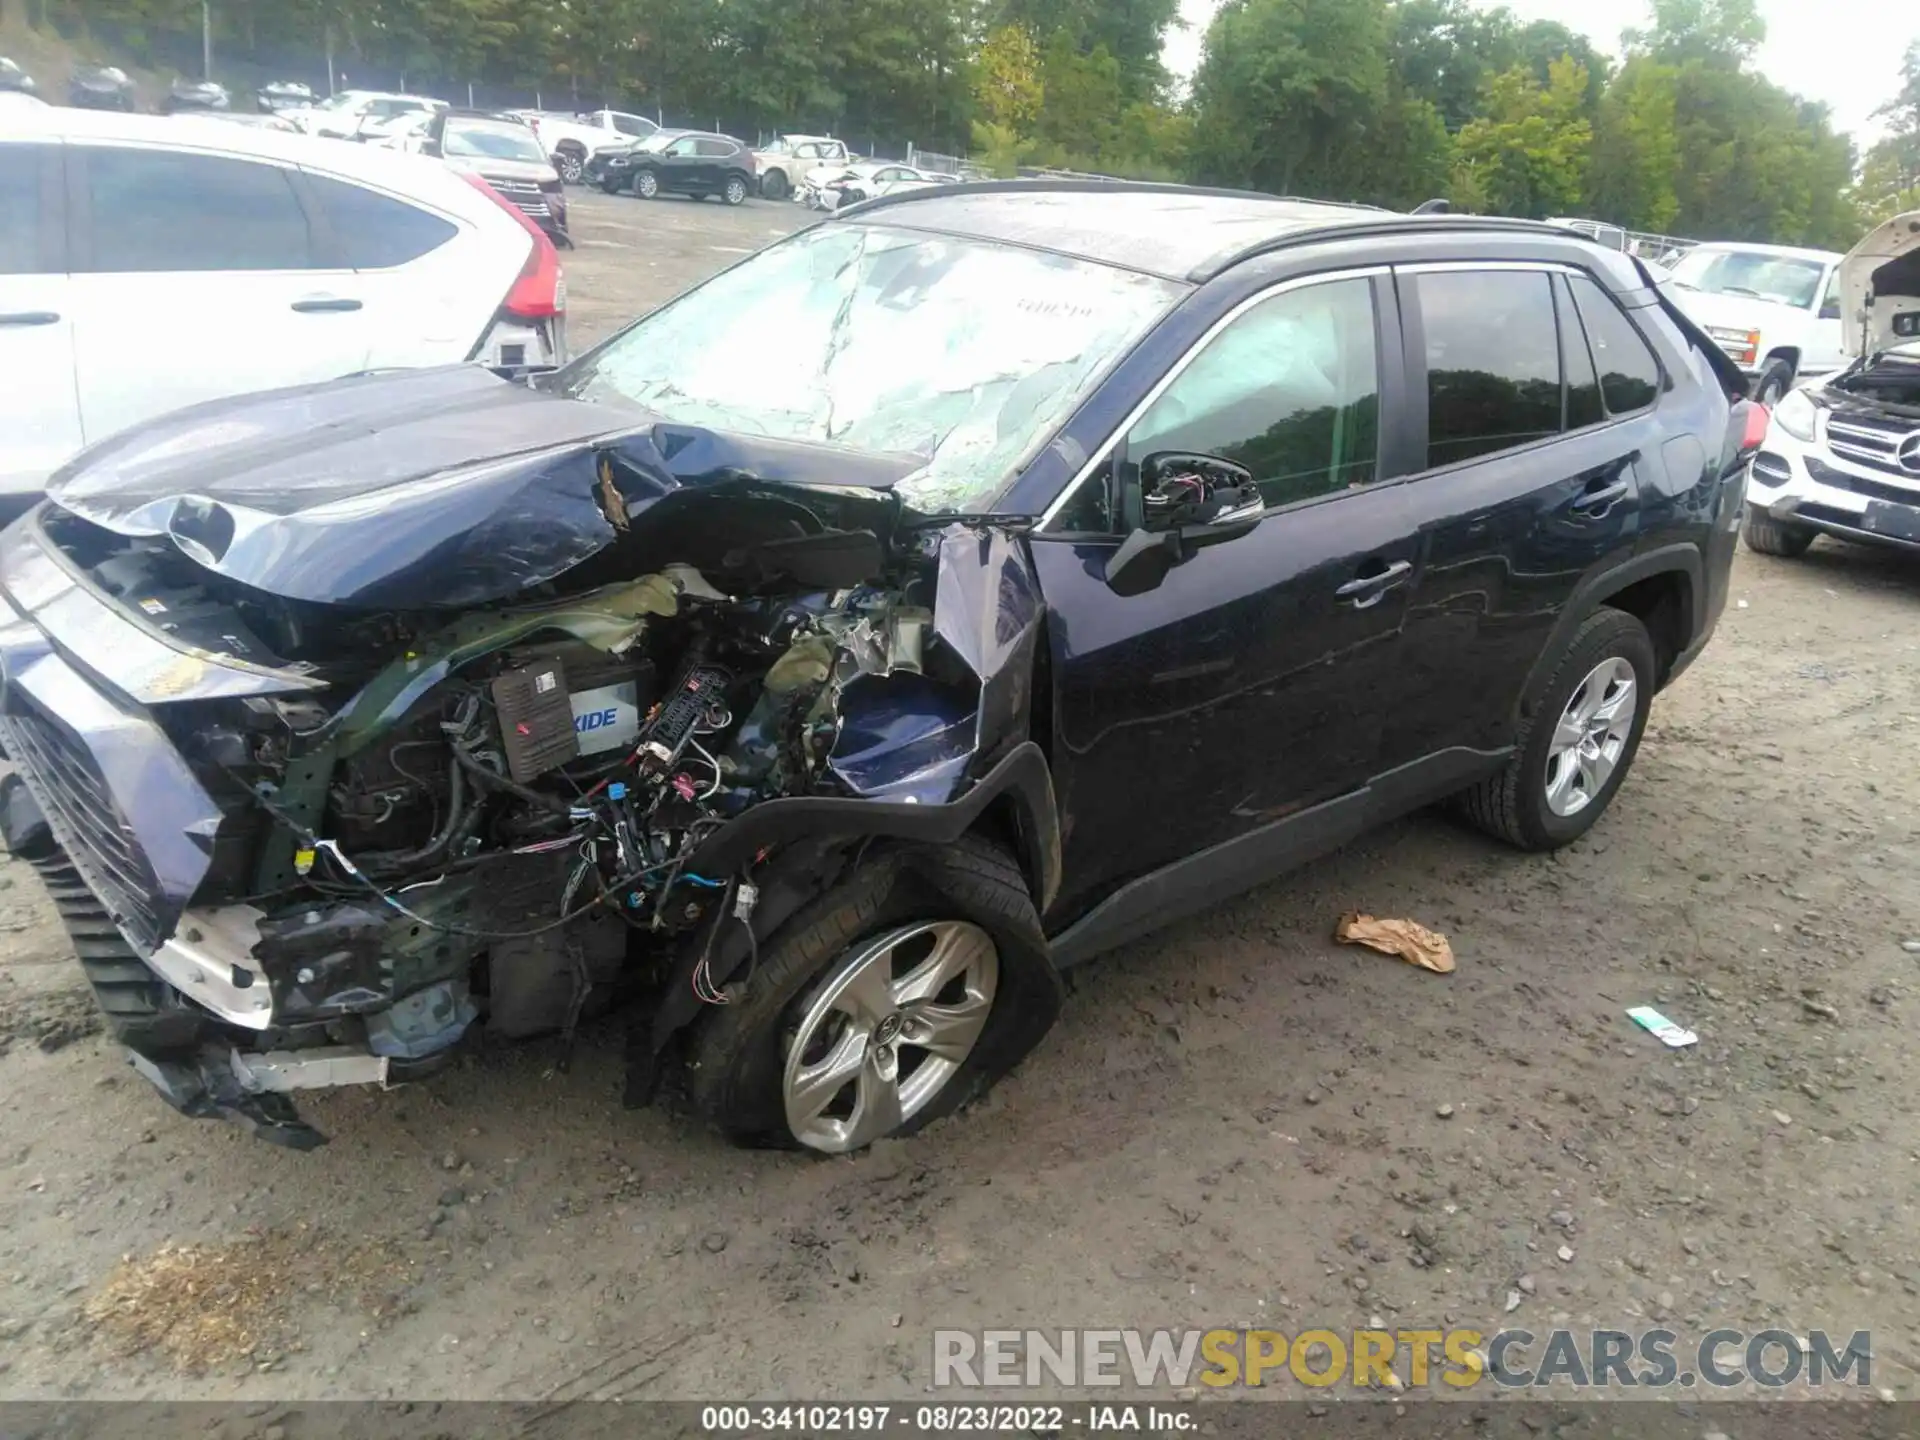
1 191 1917 1408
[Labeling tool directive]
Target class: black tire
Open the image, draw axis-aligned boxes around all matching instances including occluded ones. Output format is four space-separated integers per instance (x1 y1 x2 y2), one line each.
1457 608 1657 851
723 174 748 206
761 169 789 200
554 147 585 184
1753 358 1794 407
633 168 660 199
687 835 1062 1152
1742 508 1815 557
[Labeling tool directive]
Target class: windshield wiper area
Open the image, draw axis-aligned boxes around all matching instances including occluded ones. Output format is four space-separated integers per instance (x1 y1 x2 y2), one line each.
896 508 1043 536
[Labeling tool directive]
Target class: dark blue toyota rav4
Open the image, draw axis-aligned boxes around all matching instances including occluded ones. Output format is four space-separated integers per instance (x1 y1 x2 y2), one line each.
0 183 1762 1153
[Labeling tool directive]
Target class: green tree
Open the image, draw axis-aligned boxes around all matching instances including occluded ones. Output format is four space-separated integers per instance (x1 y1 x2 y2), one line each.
1386 0 1518 132
1624 0 1764 64
973 21 1043 130
1856 41 1920 224
1035 28 1121 162
1187 0 1393 198
1450 56 1591 218
989 0 1175 103
1588 57 1681 231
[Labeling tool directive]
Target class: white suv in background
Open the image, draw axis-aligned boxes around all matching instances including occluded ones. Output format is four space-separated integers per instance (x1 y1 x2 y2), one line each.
0 109 566 515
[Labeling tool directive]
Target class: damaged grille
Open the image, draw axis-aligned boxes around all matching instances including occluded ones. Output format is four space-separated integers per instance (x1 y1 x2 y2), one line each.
485 176 553 220
1826 416 1920 478
0 698 164 950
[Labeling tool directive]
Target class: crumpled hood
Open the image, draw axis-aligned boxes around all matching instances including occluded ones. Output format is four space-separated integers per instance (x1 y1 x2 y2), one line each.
43 365 919 610
1839 211 1920 357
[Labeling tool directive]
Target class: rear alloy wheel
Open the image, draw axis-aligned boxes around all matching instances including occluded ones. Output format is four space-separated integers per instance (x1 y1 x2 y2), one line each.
633 168 659 199
554 149 584 184
1742 509 1816 557
761 169 789 200
724 175 749 206
1457 608 1656 851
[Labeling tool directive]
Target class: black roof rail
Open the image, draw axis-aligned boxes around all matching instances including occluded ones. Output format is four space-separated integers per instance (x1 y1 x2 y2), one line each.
1198 213 1582 279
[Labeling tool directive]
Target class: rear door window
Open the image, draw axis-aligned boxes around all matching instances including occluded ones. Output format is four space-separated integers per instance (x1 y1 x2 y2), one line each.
696 138 735 158
305 173 458 269
1566 274 1662 414
0 143 56 275
1415 269 1562 467
81 147 314 272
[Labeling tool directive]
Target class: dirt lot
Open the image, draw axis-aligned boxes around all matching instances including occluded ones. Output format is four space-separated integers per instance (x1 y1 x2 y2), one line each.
1 190 1917 1407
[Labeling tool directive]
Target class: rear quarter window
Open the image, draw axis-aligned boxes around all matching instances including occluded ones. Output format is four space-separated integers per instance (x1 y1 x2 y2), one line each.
306 173 458 269
1567 273 1662 414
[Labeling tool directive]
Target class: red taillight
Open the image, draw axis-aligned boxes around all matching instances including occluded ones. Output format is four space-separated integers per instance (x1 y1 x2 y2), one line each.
461 171 563 319
1738 400 1770 453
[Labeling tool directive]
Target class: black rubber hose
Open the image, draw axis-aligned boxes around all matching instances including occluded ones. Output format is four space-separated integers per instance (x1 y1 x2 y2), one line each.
451 743 576 818
363 756 467 870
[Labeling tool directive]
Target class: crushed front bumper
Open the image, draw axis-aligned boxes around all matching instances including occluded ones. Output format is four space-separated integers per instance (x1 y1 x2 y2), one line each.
0 512 475 1141
1747 423 1920 552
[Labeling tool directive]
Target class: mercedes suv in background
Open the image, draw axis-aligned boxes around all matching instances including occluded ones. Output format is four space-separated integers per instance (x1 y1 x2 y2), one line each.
0 107 567 516
0 182 1762 1153
1743 210 1920 559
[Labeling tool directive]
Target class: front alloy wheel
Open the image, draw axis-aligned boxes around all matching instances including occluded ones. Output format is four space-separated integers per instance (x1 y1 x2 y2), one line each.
687 835 1061 1153
634 169 659 199
782 921 998 1153
555 150 584 184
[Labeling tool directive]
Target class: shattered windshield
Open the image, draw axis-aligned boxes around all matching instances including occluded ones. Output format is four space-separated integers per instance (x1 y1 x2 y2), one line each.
1669 248 1826 309
556 224 1184 511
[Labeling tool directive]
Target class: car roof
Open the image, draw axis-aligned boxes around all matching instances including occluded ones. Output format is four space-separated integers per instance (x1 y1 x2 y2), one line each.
834 180 1584 283
1685 239 1842 264
0 107 500 212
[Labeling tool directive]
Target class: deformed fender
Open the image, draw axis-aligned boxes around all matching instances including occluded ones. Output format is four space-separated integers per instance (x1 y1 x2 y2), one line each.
686 741 1062 910
1516 543 1704 718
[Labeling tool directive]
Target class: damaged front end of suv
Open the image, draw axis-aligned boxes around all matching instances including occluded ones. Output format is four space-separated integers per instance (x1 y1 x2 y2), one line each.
0 364 1065 1149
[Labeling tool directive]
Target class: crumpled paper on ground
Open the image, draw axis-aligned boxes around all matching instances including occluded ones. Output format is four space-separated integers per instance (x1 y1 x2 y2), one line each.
1334 912 1455 974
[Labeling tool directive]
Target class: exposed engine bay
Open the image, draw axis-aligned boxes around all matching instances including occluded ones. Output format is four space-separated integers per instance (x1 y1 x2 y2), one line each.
15 464 1047 1146
1830 347 1920 411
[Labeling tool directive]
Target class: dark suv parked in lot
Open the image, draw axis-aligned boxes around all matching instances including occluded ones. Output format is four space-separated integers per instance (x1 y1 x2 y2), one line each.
603 129 757 204
0 183 1759 1154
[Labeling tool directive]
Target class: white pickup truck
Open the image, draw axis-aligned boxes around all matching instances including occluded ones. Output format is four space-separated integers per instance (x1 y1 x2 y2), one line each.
510 109 660 183
1664 241 1847 404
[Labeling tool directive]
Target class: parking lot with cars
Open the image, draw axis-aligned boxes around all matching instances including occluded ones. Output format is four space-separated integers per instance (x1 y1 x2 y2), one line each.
0 183 1915 1405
